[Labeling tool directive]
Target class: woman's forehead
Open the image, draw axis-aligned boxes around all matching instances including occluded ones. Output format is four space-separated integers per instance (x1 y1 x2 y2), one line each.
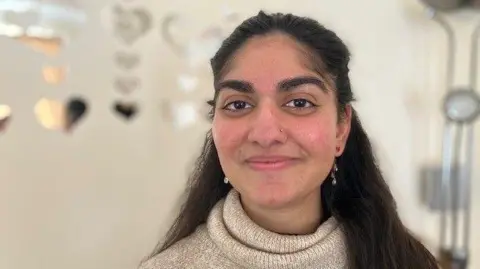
219 35 332 93
225 38 312 75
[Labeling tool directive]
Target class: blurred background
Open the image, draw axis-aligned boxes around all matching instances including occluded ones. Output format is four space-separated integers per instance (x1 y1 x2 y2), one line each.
0 0 479 268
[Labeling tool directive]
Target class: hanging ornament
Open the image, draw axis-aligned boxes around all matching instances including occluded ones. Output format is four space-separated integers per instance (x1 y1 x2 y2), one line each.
101 3 152 46
112 4 152 45
160 14 190 56
42 65 68 85
34 96 88 133
65 96 88 132
160 9 241 69
34 98 65 131
112 100 138 121
1 1 87 124
102 3 150 111
114 75 140 95
0 104 13 134
0 0 87 55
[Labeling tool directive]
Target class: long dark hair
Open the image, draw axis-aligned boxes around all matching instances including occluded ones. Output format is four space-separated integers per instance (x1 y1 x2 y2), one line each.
147 11 439 269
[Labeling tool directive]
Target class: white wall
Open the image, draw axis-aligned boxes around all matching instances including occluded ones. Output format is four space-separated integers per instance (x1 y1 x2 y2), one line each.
1 0 479 268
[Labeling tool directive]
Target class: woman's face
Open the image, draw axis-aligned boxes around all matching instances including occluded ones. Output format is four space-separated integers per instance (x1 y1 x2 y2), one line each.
212 34 351 210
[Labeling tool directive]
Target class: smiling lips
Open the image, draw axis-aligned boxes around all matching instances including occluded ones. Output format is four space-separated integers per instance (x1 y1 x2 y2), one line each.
245 155 299 171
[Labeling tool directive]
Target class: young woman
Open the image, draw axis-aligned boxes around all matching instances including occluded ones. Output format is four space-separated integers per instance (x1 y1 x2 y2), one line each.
140 11 439 269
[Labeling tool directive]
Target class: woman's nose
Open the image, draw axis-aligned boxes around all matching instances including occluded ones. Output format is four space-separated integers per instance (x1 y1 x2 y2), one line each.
247 103 287 148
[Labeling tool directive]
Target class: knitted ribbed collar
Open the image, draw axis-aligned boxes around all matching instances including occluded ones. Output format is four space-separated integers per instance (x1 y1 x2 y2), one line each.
207 189 348 269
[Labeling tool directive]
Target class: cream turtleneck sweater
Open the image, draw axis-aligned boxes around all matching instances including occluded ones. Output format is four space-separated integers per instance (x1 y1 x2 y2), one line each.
140 190 348 269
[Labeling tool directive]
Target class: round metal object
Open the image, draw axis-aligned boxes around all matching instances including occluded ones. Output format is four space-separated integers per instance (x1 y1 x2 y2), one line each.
443 88 480 123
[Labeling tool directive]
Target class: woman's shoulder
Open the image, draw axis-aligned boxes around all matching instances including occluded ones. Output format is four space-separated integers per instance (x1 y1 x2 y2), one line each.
138 225 216 269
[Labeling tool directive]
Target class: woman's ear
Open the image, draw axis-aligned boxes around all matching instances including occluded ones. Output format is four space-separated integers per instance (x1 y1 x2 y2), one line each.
335 104 352 156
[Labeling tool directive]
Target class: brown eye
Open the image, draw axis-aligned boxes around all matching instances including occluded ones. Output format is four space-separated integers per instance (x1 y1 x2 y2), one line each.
284 98 316 109
223 100 253 111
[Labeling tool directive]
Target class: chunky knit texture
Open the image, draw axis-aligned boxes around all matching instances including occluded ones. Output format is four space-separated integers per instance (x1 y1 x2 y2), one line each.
140 190 348 269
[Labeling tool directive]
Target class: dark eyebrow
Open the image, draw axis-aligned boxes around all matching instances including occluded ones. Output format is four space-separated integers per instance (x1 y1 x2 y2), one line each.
214 80 254 93
279 76 327 92
215 76 327 93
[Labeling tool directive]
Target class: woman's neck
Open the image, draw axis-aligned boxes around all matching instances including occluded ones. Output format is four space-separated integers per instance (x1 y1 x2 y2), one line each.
240 190 323 235
205 190 348 268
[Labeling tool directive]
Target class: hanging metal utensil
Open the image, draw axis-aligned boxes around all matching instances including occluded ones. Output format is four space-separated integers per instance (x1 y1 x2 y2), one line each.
427 7 480 269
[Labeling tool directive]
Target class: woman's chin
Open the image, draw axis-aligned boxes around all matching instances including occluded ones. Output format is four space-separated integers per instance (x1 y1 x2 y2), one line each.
241 186 298 210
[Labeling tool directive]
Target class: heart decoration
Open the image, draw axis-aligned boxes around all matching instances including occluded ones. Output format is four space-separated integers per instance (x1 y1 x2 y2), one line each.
112 4 152 45
160 14 187 55
114 76 140 94
114 51 140 70
15 36 62 56
42 65 68 85
34 98 64 131
34 97 88 133
0 104 12 134
160 9 241 59
65 97 88 132
113 100 138 120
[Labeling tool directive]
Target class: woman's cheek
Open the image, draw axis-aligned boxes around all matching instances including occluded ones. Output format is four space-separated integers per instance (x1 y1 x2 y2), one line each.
213 119 244 155
293 120 337 155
